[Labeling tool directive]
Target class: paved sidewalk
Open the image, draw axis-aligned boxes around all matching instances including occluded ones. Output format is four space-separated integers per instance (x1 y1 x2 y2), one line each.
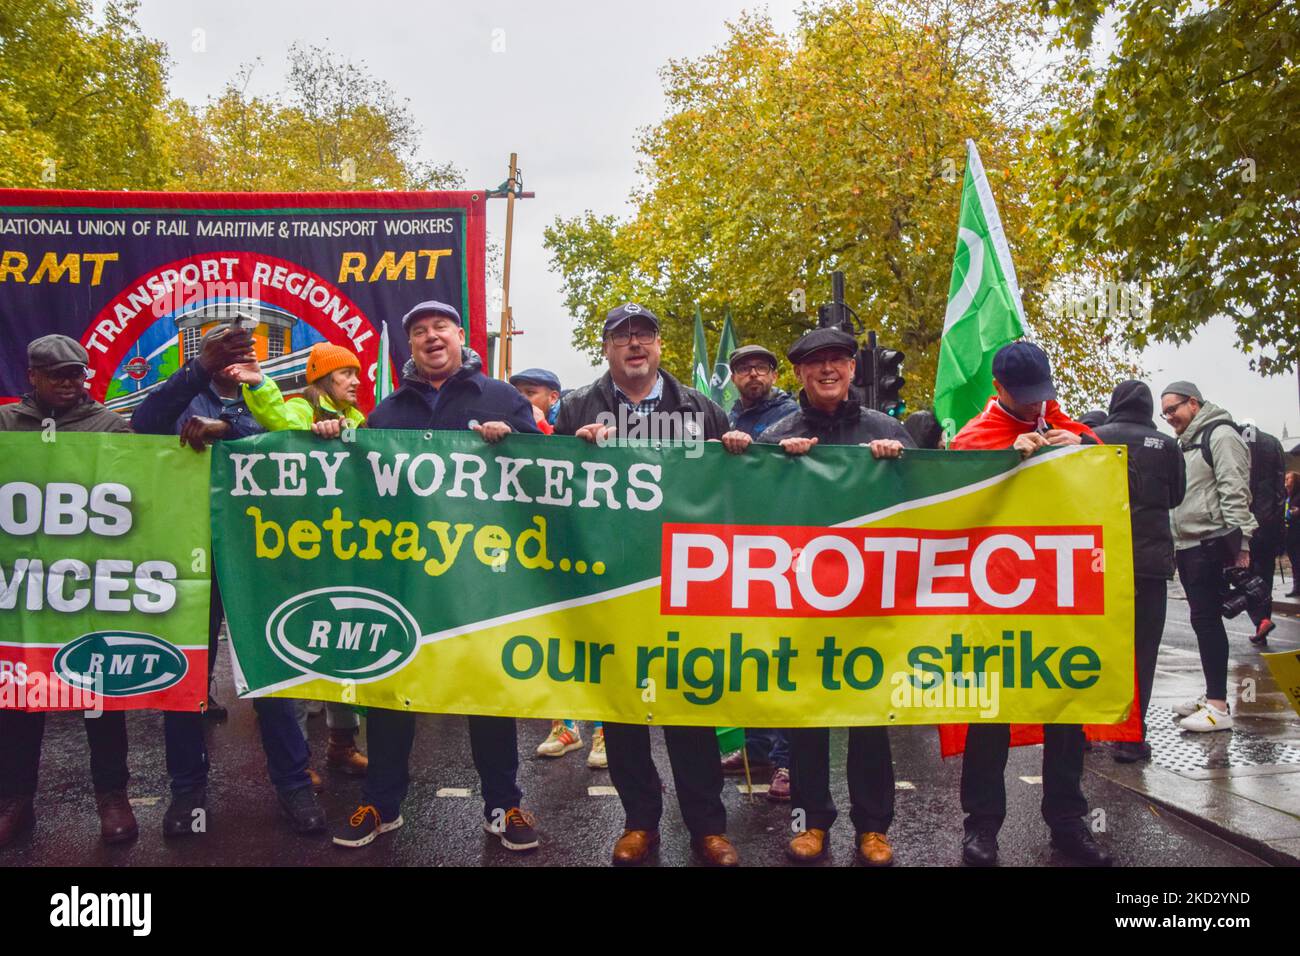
1086 596 1300 866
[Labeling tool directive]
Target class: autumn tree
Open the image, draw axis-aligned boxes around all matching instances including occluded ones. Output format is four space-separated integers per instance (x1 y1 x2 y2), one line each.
166 43 461 191
1037 0 1300 375
544 0 1136 411
0 0 174 189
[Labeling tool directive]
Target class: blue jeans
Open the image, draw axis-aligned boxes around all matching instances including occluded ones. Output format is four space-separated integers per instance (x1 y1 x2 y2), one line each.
745 728 790 767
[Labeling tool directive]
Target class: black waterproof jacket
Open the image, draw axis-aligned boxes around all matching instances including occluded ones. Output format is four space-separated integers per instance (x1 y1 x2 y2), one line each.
1092 380 1186 579
758 391 915 447
554 369 729 441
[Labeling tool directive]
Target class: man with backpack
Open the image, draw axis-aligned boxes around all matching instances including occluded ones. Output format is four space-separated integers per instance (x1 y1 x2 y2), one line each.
1161 382 1258 733
1237 424 1287 644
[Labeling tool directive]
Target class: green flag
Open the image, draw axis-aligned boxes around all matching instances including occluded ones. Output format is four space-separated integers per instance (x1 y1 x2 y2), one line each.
376 320 395 402
709 309 740 410
692 304 712 395
933 139 1027 439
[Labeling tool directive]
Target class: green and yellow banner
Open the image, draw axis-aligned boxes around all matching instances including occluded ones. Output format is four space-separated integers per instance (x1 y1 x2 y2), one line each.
211 431 1135 727
0 433 210 711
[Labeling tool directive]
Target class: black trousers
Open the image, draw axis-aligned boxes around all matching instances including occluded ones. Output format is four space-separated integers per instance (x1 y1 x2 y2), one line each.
603 722 726 839
0 710 129 797
959 723 1087 834
789 726 893 834
362 709 521 821
1176 543 1230 700
1134 576 1169 736
1248 538 1278 627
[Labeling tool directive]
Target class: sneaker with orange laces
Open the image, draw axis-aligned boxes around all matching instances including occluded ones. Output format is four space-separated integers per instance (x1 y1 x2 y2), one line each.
482 807 540 851
331 803 403 848
536 720 583 758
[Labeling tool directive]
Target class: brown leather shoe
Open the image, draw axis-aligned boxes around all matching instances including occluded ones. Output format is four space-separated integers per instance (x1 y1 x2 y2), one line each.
612 829 660 866
857 831 894 866
0 796 35 848
693 833 740 867
307 768 324 792
786 827 828 862
326 729 369 776
95 790 138 845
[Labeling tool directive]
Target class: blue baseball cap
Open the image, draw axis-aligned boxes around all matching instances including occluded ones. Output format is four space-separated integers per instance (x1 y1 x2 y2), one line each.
509 368 562 392
602 302 660 336
992 341 1056 403
402 300 462 332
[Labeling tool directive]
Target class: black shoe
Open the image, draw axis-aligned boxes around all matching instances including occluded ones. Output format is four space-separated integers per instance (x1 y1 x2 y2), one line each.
278 785 326 835
482 807 539 851
961 828 999 866
202 696 228 721
332 804 403 848
1050 827 1113 866
1112 741 1152 764
163 787 207 838
1287 590 1300 597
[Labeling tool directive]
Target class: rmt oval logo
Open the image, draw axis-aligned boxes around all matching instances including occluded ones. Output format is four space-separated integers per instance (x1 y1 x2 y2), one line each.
53 632 188 697
266 587 421 682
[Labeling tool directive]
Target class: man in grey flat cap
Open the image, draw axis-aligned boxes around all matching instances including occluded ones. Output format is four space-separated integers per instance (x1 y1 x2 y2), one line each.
0 335 129 434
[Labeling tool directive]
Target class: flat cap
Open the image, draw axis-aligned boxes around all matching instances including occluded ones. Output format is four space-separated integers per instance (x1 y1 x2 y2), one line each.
509 367 562 391
787 328 858 364
28 334 89 370
402 300 462 332
728 344 778 371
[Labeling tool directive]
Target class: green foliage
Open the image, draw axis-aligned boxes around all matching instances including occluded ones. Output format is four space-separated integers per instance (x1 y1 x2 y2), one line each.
544 0 1136 411
0 0 173 189
1037 0 1300 374
166 43 462 191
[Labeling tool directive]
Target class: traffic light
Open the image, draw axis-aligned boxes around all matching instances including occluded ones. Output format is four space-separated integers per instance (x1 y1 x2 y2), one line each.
876 348 905 417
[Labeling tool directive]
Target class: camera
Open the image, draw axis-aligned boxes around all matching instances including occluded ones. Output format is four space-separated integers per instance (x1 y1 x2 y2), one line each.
1221 566 1270 620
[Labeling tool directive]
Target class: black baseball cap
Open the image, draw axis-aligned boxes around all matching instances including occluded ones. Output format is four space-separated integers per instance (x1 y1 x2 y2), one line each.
787 328 858 364
602 303 660 336
728 344 778 371
992 341 1056 403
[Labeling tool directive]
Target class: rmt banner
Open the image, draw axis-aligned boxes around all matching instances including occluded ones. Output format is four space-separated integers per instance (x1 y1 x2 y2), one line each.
212 431 1136 728
0 434 210 711
0 189 488 413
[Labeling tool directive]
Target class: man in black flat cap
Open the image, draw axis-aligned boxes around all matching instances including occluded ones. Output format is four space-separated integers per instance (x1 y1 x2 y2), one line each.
556 302 738 868
723 327 913 866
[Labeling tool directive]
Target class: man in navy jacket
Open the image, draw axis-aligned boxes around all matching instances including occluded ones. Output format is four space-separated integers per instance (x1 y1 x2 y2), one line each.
131 323 327 838
332 300 541 852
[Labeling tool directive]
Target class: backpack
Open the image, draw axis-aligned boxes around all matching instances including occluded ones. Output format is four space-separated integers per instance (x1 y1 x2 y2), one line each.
1191 419 1287 531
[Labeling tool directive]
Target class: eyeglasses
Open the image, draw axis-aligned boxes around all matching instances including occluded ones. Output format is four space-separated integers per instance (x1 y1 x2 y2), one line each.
1160 398 1192 420
606 328 657 347
39 367 88 383
732 362 774 377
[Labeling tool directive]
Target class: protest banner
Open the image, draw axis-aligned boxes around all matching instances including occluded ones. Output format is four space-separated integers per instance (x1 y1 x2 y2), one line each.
0 433 210 711
212 432 1136 728
0 189 488 414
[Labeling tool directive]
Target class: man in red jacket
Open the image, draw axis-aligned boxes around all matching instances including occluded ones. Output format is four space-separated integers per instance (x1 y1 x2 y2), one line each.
948 341 1112 867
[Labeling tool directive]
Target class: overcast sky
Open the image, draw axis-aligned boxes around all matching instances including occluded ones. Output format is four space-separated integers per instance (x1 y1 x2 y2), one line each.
133 0 1298 439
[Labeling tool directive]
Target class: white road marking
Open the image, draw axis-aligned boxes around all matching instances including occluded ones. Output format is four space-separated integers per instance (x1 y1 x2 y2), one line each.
128 797 161 807
895 781 916 790
736 784 771 794
436 787 471 798
588 786 620 797
1019 776 1043 785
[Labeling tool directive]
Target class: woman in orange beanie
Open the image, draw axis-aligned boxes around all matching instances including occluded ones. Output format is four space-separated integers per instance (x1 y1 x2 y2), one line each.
232 341 366 436
225 341 369 777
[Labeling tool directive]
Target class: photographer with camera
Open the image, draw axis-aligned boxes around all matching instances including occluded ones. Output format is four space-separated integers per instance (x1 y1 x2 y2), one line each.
1161 382 1258 734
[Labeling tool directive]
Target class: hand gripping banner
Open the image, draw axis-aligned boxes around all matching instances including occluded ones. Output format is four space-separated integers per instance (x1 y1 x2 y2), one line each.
211 431 1136 728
